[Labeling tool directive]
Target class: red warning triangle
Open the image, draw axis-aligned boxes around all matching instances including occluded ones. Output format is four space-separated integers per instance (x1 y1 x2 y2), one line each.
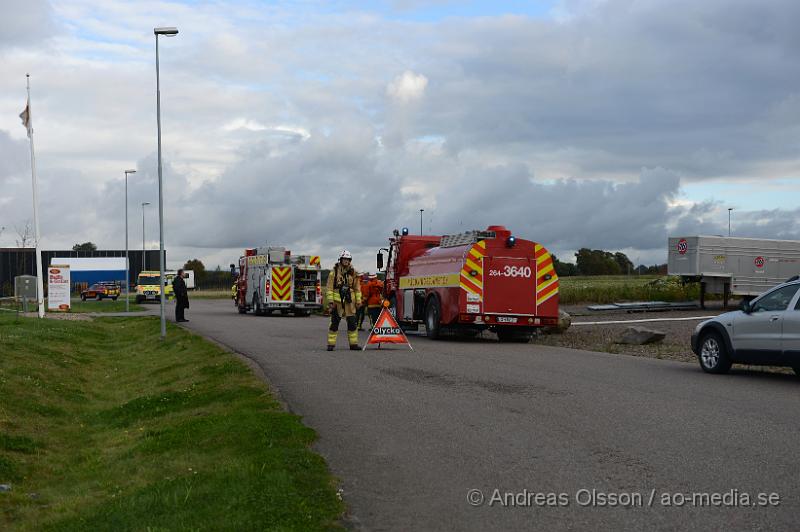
363 308 413 350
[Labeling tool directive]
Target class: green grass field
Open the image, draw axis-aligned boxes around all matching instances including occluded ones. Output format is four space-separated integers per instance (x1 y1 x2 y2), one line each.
0 299 146 314
557 275 702 304
68 298 146 313
320 276 700 306
0 314 343 531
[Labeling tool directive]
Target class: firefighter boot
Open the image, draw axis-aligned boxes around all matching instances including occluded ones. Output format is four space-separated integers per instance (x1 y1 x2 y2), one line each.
327 331 337 351
348 329 360 350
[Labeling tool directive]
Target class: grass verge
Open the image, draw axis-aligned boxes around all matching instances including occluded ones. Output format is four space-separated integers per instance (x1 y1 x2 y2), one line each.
0 313 343 531
67 298 145 313
1 299 146 314
558 275 703 304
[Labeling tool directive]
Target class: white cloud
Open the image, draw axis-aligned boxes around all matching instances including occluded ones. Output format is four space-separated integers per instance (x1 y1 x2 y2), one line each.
222 118 268 132
386 70 428 104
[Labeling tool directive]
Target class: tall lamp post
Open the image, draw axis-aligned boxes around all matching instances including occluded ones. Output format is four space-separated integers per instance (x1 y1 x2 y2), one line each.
124 169 136 312
728 208 733 237
141 202 150 271
154 26 178 339
419 209 424 235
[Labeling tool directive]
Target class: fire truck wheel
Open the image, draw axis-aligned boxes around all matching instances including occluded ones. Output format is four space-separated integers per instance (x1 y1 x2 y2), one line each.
252 294 263 316
425 297 442 340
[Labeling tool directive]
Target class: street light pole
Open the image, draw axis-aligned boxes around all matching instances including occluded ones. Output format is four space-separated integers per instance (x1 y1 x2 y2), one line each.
124 169 136 312
420 209 424 235
154 26 178 339
142 202 150 271
728 208 733 237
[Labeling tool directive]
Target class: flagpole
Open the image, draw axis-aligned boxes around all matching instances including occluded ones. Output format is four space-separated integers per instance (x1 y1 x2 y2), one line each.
25 74 45 318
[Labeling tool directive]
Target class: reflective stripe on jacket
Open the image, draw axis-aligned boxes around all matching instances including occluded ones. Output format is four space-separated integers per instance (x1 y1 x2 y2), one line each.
325 263 362 316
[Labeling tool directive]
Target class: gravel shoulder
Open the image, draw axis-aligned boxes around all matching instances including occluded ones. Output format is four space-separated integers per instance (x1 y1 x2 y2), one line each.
532 303 723 363
533 301 794 374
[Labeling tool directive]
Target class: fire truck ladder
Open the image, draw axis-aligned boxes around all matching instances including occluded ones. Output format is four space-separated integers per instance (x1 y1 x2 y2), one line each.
439 230 495 248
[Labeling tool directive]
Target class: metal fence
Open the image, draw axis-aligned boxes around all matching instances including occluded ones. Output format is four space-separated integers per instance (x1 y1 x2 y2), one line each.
0 296 23 315
0 248 163 297
194 271 238 291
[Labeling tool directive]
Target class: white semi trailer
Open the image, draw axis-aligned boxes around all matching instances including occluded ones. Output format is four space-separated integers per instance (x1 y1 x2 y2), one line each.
668 236 800 308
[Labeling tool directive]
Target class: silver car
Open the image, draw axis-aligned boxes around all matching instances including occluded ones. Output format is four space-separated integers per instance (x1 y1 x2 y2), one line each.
691 277 800 374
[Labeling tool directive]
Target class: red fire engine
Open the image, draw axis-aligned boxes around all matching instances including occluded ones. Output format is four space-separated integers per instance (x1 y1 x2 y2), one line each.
378 225 559 342
236 246 322 316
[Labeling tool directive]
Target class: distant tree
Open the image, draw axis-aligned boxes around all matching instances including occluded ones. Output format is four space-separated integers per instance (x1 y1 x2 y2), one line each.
551 254 578 277
183 259 206 280
14 221 34 272
655 263 668 275
613 252 634 275
574 248 594 275
15 221 33 248
72 242 97 252
575 248 626 275
640 264 668 275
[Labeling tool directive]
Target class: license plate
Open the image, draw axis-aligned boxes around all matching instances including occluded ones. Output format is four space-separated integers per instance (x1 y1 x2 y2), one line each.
497 316 517 323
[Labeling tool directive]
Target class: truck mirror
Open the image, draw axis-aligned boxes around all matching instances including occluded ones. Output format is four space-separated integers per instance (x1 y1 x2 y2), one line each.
377 253 384 271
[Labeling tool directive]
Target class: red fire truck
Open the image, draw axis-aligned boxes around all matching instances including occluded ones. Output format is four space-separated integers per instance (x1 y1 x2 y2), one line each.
236 247 322 316
378 225 559 342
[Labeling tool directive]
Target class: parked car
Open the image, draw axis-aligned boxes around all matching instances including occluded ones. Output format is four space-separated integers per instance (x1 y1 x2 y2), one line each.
80 282 121 301
691 276 800 375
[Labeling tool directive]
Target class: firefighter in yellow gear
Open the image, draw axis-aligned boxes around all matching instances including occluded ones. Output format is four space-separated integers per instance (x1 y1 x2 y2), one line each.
326 250 363 350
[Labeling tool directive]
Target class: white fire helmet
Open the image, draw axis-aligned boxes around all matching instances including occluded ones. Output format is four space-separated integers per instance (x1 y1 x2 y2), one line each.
339 250 353 260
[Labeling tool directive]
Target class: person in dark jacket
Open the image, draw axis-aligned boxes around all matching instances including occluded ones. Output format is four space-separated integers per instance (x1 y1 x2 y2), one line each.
172 269 190 322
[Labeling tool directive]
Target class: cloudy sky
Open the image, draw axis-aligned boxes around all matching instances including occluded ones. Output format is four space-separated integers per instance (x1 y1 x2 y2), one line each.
1 0 799 270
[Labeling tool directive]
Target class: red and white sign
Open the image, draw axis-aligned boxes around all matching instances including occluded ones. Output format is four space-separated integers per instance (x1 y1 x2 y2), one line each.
47 264 71 312
363 308 413 350
677 239 688 255
754 256 765 268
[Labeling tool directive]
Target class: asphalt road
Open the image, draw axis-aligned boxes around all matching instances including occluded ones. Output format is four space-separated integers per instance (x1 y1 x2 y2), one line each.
166 299 798 531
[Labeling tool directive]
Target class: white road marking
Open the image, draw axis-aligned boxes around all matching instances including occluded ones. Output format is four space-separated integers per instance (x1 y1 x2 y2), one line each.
572 316 714 326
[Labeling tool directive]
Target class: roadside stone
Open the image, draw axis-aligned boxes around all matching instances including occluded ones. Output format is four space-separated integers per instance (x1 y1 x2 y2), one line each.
617 326 666 345
0 484 11 493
